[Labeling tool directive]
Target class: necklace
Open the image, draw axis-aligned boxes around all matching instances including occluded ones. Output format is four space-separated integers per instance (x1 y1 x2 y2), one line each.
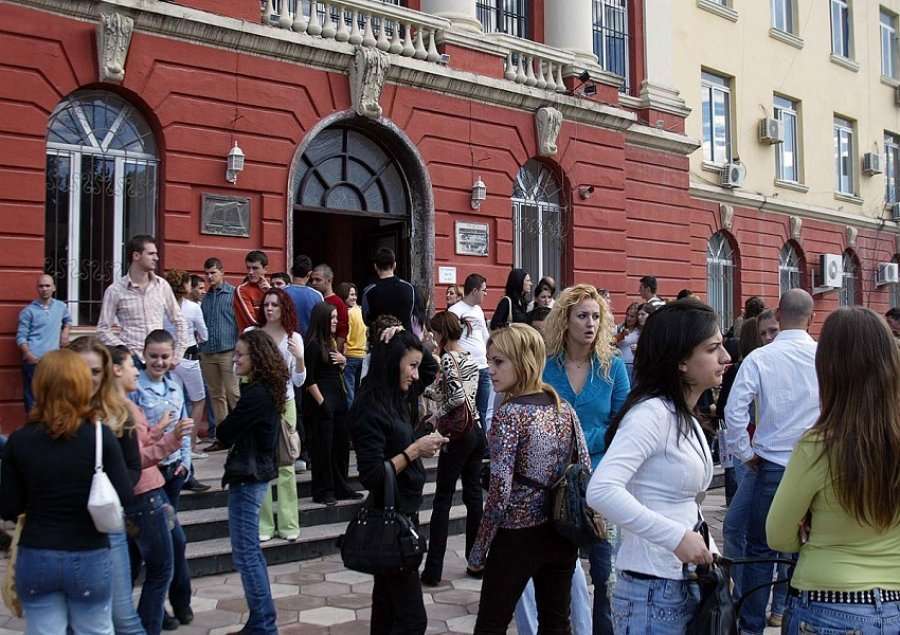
566 357 590 370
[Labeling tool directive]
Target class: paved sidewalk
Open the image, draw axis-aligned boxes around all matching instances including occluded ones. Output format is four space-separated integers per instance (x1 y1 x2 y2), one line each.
0 491 778 634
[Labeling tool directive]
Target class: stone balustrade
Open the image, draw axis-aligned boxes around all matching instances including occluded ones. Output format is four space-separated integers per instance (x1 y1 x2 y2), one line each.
487 33 577 94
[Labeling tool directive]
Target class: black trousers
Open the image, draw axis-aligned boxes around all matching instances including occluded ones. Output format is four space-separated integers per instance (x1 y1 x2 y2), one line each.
308 386 352 500
474 523 578 635
422 425 485 581
371 567 427 635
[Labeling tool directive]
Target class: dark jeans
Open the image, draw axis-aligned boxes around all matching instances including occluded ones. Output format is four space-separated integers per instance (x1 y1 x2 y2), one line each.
160 466 193 614
371 568 428 635
588 539 613 635
308 390 352 499
22 362 36 413
475 523 578 635
125 488 175 635
229 481 277 634
475 368 492 431
422 425 486 581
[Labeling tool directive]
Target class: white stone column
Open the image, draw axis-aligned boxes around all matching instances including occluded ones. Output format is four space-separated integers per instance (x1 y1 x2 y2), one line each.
639 0 687 113
544 0 597 65
421 0 482 34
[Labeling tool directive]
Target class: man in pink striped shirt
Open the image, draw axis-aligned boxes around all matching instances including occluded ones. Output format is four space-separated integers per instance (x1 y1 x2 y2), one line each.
97 235 189 364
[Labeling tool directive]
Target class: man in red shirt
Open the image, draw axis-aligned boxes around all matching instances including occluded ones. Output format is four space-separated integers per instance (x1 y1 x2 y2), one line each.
310 263 348 352
234 250 270 332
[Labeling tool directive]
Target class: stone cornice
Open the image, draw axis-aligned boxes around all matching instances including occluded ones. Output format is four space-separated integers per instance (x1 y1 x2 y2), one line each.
626 124 701 156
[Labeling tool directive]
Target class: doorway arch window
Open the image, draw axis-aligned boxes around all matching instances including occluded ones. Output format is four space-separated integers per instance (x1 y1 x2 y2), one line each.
707 231 736 329
778 242 803 295
839 249 861 306
45 91 158 326
512 159 565 285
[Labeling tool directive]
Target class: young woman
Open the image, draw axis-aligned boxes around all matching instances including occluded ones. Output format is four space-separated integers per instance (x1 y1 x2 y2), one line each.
586 299 729 635
615 302 641 383
489 268 532 330
0 349 133 634
421 311 485 587
527 276 556 311
767 307 900 634
217 329 290 635
351 329 448 634
446 284 462 308
336 281 367 406
304 301 356 505
469 324 591 634
252 288 306 542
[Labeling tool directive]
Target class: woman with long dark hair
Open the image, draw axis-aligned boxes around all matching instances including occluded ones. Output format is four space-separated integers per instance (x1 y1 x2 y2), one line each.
304 301 356 505
615 302 641 383
586 299 730 634
489 268 532 330
767 307 900 634
217 329 290 635
351 329 448 635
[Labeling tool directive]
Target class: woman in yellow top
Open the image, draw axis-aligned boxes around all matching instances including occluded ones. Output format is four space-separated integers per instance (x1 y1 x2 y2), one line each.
336 282 367 407
767 306 900 634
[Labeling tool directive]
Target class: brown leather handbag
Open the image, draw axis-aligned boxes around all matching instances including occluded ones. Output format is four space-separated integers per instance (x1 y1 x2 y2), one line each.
434 354 476 441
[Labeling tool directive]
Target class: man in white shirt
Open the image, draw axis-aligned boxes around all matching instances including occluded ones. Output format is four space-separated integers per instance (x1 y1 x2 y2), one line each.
449 273 491 429
638 275 665 308
724 289 818 635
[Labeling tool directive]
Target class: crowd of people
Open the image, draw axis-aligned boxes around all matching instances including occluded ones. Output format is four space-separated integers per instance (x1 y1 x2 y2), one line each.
6 232 900 635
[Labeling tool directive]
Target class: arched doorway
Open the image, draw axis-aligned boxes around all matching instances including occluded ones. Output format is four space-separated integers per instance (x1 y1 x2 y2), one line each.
289 116 433 299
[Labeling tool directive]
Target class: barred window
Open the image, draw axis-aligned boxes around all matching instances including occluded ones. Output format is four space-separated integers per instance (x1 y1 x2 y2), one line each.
513 160 565 285
778 242 803 295
592 0 629 92
707 232 736 330
476 0 530 38
839 250 860 306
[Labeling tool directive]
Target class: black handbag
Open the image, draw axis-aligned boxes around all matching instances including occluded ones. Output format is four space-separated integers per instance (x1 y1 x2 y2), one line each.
685 518 738 635
339 461 427 576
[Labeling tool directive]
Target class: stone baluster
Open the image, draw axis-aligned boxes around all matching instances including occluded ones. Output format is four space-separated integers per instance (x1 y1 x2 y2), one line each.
335 6 350 41
362 15 377 47
554 63 565 91
321 3 336 38
545 61 557 91
389 25 403 54
376 20 391 50
307 2 323 36
524 56 537 86
401 24 416 57
348 9 362 44
504 52 517 81
535 60 547 89
292 0 309 33
515 55 527 84
413 28 428 59
277 0 292 28
426 31 440 62
263 0 276 24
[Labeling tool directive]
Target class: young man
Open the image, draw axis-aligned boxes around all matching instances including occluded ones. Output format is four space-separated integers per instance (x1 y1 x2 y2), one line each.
271 272 291 289
310 263 349 351
360 247 417 331
97 235 189 364
199 257 239 448
130 329 195 630
188 274 207 304
886 307 900 346
637 275 664 309
234 250 270 332
449 273 492 429
526 305 551 336
756 308 781 346
16 274 71 412
284 254 323 336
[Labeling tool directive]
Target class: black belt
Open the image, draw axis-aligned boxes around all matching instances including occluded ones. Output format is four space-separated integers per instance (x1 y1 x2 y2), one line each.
622 570 663 581
790 587 900 604
183 346 199 361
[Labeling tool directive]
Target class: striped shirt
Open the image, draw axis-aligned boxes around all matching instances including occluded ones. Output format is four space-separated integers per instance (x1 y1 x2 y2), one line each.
97 272 188 362
200 282 238 354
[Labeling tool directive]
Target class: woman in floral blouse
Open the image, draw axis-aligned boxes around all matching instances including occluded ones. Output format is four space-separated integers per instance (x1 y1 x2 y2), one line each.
469 323 591 634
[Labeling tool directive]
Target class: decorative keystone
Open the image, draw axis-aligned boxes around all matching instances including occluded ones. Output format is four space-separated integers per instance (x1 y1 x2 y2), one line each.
349 46 391 119
535 106 563 157
97 13 134 83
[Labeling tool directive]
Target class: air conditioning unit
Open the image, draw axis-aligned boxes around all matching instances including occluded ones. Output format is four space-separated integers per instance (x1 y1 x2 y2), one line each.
891 202 900 221
863 152 882 176
720 162 747 189
758 118 784 145
819 253 844 288
876 262 900 286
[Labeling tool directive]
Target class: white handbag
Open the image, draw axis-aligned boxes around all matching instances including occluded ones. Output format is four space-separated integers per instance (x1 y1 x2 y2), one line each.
87 421 124 533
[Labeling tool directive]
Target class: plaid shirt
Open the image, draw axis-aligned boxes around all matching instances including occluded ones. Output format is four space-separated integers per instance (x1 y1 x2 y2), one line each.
97 271 189 362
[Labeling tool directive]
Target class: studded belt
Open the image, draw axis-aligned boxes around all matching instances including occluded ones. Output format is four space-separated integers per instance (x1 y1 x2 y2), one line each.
790 588 900 604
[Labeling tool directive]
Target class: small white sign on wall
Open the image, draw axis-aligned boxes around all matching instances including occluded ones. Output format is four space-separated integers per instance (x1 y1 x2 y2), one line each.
438 266 457 284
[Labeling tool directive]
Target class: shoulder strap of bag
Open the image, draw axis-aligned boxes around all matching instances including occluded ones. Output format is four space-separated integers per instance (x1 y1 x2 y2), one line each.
94 421 103 473
504 296 513 326
382 460 397 510
448 353 474 414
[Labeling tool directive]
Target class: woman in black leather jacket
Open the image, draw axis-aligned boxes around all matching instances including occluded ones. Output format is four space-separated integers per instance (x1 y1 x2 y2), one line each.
217 329 289 635
350 329 447 635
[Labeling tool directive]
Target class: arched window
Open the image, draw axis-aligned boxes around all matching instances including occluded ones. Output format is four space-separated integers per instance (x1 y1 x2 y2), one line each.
707 232 736 329
45 91 158 325
839 249 861 306
778 242 803 295
512 159 565 285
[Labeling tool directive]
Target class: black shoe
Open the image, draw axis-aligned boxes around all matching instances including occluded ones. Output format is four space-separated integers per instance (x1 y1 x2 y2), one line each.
337 491 363 500
203 440 227 452
162 613 179 630
183 477 211 492
313 495 338 507
174 607 194 625
420 573 441 587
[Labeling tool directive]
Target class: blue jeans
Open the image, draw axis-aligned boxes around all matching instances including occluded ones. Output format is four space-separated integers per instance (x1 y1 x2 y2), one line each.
126 489 174 635
475 368 492 431
588 540 613 634
17 546 114 635
22 362 36 414
229 481 277 634
724 460 754 598
739 459 789 634
610 572 701 635
784 593 900 634
160 467 192 615
514 558 593 635
343 356 363 408
109 532 146 635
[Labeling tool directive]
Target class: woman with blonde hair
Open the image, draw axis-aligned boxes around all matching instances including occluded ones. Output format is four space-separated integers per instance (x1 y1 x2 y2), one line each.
767 307 900 634
469 324 591 634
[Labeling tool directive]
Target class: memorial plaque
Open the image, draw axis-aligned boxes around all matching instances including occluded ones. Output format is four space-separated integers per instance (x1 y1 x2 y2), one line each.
201 193 251 237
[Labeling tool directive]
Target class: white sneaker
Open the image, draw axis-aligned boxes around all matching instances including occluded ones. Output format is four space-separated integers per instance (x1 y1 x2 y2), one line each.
191 451 208 460
259 534 272 542
295 459 307 472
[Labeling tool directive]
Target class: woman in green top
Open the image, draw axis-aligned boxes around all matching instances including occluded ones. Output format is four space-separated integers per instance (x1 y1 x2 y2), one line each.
767 307 900 634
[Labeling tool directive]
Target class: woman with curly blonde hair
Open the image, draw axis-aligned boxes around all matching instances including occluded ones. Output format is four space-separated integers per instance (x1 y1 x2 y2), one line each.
515 284 630 635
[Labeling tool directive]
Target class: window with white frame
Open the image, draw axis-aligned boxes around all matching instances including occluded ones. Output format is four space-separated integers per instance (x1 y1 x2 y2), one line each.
886 132 900 204
771 0 795 33
44 91 158 326
476 0 530 38
707 232 735 330
892 255 900 307
701 71 732 165
839 250 860 306
779 243 803 295
882 9 897 78
774 95 800 183
834 116 855 195
830 0 852 58
592 0 629 93
512 159 565 286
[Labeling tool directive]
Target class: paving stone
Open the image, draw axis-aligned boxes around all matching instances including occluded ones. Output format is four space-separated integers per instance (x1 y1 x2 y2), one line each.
275 609 299 625
274 594 326 611
301 581 351 597
350 581 374 594
280 624 328 635
355 607 372 621
325 570 372 585
188 596 220 613
268 582 300 598
266 562 301 575
426 602 468 621
433 589 482 606
450 577 482 592
275 571 325 585
299 560 346 575
427 618 449 634
327 593 373 610
329 620 372 635
195 585 250 601
215 598 249 613
297 606 356 626
446 614 477 634
188 609 243 628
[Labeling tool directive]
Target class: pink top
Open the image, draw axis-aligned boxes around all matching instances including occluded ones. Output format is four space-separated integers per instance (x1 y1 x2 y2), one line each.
128 401 183 495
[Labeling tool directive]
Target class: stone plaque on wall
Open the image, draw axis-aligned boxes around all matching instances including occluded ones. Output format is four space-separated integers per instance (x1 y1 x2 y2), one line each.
201 193 251 237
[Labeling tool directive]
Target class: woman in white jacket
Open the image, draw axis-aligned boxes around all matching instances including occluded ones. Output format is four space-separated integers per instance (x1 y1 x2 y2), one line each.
586 299 730 634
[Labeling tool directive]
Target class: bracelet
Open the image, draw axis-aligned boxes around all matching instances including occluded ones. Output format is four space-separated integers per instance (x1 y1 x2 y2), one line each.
401 450 413 465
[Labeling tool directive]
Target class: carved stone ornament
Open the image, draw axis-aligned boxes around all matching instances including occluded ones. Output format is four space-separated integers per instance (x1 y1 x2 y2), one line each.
535 106 563 157
846 225 858 248
97 13 134 84
719 203 734 232
790 215 802 241
349 47 390 119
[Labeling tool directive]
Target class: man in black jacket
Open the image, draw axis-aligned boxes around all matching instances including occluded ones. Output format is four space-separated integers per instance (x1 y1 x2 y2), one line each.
360 248 418 331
